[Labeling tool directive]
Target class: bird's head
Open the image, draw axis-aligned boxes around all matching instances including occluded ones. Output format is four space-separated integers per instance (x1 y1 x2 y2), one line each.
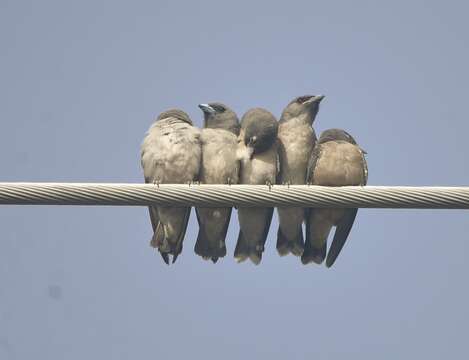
198 102 240 135
280 94 325 124
241 108 278 159
157 109 192 125
318 128 358 145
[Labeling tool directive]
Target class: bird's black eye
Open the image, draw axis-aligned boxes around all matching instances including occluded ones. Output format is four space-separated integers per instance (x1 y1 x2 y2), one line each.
297 96 313 104
211 104 226 113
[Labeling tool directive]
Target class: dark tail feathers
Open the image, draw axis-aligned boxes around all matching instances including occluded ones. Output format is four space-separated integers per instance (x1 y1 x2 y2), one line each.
276 227 304 257
234 231 263 265
301 241 326 265
194 230 227 263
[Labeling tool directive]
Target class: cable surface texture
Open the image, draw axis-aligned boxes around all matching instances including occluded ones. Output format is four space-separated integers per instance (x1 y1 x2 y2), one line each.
1 183 469 209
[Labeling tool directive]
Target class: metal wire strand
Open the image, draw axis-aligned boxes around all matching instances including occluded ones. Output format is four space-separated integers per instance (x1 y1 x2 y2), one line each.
1 183 469 208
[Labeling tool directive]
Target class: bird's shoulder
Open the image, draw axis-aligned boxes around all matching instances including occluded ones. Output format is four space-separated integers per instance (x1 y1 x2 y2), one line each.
201 128 237 145
311 140 367 185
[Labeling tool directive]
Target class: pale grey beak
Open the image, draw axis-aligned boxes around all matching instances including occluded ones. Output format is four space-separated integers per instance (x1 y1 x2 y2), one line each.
303 95 325 105
198 103 216 114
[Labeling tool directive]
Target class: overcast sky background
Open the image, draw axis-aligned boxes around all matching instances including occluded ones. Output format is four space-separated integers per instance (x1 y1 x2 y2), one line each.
1 1 468 359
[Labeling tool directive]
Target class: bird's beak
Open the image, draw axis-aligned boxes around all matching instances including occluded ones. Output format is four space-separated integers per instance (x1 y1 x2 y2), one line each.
303 95 325 106
198 104 216 114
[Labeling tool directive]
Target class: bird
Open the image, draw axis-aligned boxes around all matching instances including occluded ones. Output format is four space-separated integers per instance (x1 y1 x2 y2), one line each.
194 102 240 263
302 128 368 267
276 94 325 257
141 109 201 264
234 108 279 265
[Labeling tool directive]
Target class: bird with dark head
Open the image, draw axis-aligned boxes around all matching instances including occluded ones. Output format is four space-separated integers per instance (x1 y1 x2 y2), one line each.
302 128 368 267
241 108 279 160
198 102 240 136
279 95 324 125
194 102 240 263
317 128 358 145
156 108 193 124
141 109 201 264
235 108 279 265
277 94 325 257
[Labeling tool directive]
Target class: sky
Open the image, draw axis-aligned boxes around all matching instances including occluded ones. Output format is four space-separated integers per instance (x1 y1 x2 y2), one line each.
1 0 468 359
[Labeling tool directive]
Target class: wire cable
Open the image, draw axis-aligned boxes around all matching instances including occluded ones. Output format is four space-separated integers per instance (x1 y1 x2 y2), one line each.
1 183 469 208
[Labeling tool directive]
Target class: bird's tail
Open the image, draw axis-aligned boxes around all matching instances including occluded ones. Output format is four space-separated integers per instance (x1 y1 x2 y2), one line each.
235 207 273 265
234 231 262 265
301 209 333 265
276 226 304 257
194 208 231 263
301 238 327 265
154 207 191 265
194 230 227 264
325 208 358 268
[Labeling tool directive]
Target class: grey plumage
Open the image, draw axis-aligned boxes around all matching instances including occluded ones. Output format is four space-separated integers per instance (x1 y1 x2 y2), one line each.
235 108 279 265
302 128 368 267
194 103 240 263
276 95 325 257
141 109 201 264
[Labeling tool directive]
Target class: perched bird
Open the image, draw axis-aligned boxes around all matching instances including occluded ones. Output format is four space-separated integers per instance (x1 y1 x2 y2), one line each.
141 109 201 264
277 95 325 257
194 103 240 263
235 108 279 265
302 128 368 267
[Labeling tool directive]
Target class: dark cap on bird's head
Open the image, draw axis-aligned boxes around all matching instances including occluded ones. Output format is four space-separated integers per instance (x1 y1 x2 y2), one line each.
241 108 278 159
198 102 240 135
280 94 325 123
157 109 193 124
318 128 357 145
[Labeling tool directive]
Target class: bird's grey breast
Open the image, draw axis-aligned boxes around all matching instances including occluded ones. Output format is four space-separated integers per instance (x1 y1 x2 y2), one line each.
200 128 239 184
278 119 316 183
239 144 277 184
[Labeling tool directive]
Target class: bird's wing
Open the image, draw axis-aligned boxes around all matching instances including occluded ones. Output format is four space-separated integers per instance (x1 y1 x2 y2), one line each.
326 208 358 268
144 177 159 232
275 144 281 184
306 144 322 184
261 207 275 247
172 207 192 264
360 149 368 185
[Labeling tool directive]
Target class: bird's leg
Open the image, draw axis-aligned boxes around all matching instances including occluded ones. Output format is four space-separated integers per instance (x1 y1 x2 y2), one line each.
153 179 160 189
266 180 272 191
227 177 232 186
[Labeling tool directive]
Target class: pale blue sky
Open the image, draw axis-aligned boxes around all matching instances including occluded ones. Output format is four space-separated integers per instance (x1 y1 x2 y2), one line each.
1 1 468 359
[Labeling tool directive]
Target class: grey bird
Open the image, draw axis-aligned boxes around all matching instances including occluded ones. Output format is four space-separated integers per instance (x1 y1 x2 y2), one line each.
302 128 368 267
277 95 325 257
194 102 240 263
141 109 201 264
234 108 279 265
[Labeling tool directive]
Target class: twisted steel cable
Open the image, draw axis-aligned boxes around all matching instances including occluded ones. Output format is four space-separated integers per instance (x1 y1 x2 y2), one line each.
1 183 469 208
